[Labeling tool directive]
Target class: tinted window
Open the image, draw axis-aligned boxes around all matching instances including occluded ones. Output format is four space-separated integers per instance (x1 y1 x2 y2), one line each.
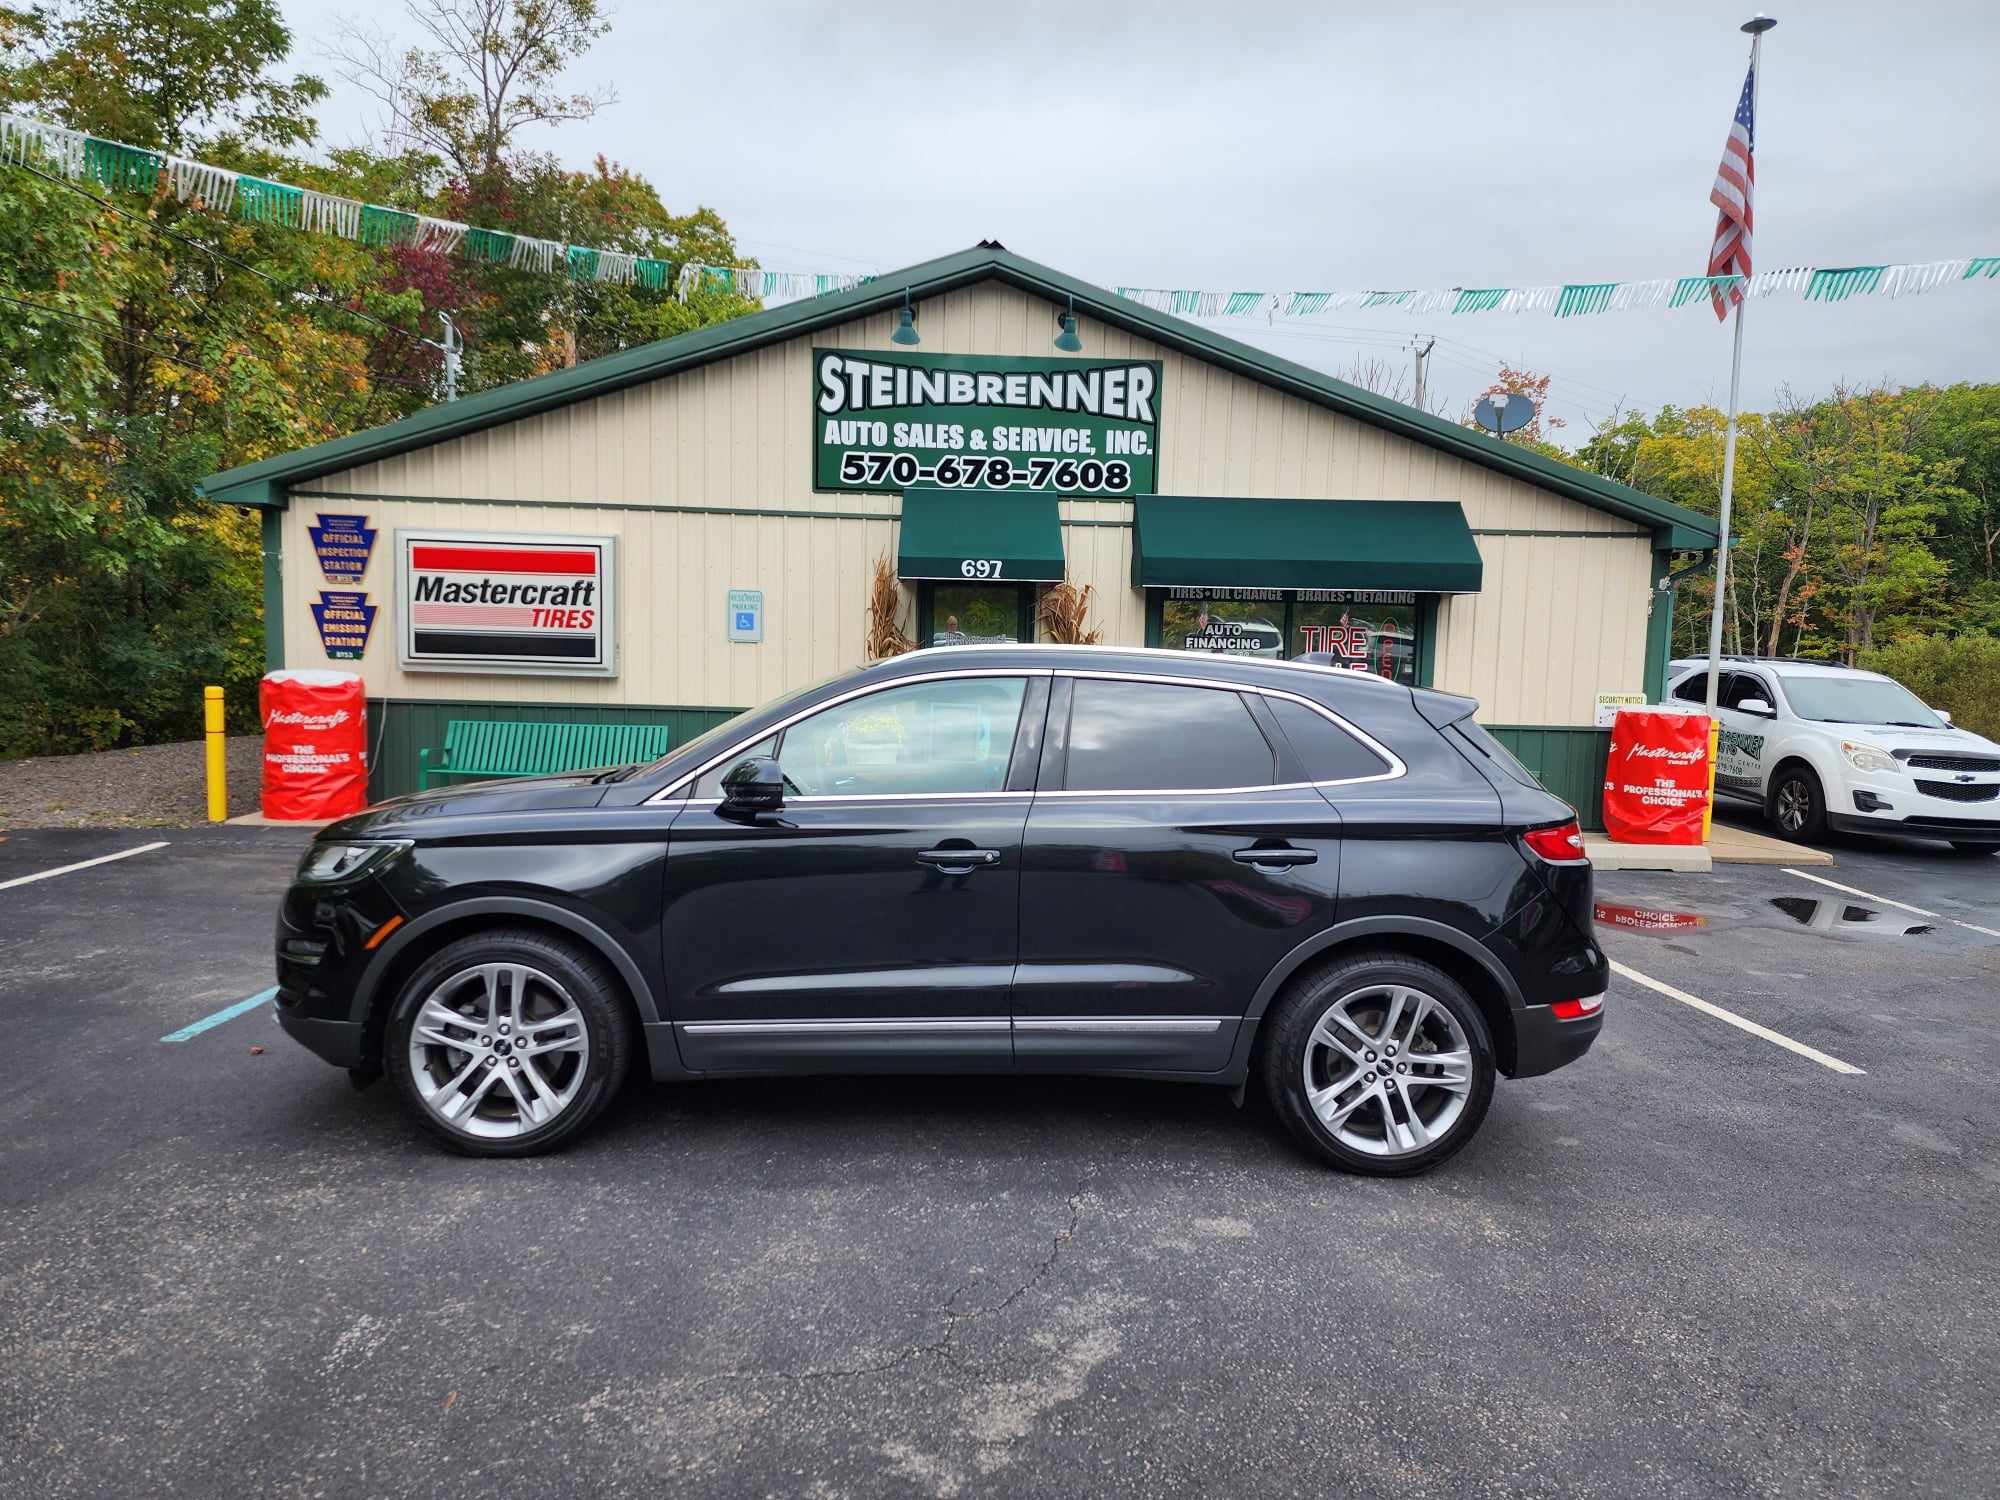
776 677 1027 797
1725 674 1775 710
693 735 775 798
1063 679 1274 791
1267 698 1390 781
1672 671 1710 703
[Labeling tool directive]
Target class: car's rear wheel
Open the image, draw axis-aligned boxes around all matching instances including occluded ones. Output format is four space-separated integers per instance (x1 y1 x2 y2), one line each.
1768 765 1827 842
386 929 635 1157
1261 953 1496 1176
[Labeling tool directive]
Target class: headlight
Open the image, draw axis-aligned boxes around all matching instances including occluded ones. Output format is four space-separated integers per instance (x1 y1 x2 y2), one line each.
1841 741 1901 775
296 841 408 883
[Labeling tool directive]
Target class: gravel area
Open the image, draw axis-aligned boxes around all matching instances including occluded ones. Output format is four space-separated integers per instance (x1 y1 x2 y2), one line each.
0 735 265 828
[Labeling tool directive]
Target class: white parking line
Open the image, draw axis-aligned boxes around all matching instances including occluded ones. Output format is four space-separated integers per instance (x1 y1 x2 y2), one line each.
1608 958 1866 1075
0 841 170 892
1782 867 2000 940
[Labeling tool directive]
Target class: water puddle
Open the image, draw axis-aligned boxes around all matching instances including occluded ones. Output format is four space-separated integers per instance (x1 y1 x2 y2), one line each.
1769 895 1935 939
1594 901 1709 935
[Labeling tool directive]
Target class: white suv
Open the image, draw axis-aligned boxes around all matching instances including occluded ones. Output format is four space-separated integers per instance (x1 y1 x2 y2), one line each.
1662 658 2000 854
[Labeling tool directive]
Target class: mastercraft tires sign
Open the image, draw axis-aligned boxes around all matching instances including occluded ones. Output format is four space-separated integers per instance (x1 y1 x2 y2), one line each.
813 348 1162 496
396 529 617 677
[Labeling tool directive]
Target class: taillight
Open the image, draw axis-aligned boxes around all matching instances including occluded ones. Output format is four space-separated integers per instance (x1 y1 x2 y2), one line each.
1551 996 1604 1021
1522 818 1588 864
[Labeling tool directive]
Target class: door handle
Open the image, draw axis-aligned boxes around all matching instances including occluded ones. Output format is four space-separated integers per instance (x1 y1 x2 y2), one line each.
915 847 1002 874
1232 846 1317 868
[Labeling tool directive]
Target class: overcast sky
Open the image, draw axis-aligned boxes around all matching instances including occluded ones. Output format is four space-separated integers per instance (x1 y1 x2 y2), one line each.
281 0 1999 439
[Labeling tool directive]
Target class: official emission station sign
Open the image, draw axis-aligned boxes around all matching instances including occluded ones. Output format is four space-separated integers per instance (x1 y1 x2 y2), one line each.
813 348 1161 496
396 529 618 677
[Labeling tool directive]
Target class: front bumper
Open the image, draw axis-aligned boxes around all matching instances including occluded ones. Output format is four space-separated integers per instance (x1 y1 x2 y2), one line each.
1832 771 2000 842
275 1008 368 1068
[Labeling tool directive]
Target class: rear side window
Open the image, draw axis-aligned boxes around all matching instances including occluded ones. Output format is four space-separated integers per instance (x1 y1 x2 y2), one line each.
1063 679 1275 791
1266 698 1390 782
1449 719 1547 791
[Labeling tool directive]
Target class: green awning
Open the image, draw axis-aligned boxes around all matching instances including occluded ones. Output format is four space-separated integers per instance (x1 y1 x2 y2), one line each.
1131 496 1483 593
897 488 1067 583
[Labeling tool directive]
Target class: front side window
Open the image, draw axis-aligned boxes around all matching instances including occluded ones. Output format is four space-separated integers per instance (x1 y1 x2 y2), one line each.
1063 678 1276 791
774 677 1027 797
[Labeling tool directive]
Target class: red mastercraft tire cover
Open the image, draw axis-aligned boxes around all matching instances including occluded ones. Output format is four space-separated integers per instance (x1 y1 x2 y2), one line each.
1601 709 1711 845
259 670 369 820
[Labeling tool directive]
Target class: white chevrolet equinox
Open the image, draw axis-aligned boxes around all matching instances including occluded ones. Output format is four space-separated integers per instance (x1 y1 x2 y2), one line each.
1662 658 2000 854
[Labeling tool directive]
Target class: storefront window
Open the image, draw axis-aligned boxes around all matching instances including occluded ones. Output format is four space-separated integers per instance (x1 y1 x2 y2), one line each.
1154 587 1424 685
924 583 1031 647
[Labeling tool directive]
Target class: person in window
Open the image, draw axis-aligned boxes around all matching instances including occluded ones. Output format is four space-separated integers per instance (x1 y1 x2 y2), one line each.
932 613 968 649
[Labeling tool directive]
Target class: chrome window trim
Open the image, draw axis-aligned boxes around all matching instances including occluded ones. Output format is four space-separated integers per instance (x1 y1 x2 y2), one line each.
651 667 1049 804
1013 1017 1226 1034
678 1018 1010 1036
649 660 1406 806
1051 668 1406 793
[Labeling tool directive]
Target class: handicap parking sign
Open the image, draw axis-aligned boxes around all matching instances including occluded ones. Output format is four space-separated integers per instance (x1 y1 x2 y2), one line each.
727 589 763 643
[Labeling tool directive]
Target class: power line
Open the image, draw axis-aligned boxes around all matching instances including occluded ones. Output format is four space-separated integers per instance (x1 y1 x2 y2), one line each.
0 291 213 373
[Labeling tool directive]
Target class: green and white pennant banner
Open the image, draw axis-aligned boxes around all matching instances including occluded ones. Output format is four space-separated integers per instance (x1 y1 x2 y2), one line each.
1113 256 1998 320
0 110 772 298
9 110 1996 322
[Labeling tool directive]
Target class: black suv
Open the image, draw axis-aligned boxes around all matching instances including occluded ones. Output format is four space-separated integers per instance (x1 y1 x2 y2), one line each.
275 647 1606 1175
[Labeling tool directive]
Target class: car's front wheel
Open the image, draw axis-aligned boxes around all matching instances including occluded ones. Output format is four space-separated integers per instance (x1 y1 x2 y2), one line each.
386 929 635 1157
1261 953 1496 1176
1768 764 1828 842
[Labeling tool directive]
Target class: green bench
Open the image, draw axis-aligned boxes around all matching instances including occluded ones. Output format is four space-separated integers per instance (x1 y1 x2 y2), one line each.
418 720 675 788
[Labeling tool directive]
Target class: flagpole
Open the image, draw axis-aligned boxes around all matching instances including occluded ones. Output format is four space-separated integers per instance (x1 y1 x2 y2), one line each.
1704 15 1776 719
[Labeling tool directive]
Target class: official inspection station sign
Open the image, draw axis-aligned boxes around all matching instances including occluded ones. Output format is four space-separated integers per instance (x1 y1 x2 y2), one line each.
396 529 617 677
813 348 1161 496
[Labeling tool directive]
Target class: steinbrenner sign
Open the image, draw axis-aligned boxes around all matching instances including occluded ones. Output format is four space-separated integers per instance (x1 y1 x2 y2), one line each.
396 529 617 677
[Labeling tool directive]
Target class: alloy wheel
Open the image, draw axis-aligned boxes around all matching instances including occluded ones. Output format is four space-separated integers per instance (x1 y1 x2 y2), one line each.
406 962 591 1139
1300 984 1473 1158
1776 779 1809 833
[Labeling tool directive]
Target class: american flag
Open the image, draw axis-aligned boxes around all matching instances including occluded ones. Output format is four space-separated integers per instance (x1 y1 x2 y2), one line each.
1707 59 1757 320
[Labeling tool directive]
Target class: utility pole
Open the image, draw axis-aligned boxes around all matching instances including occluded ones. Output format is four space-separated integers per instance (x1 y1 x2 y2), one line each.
436 311 462 402
1411 336 1436 411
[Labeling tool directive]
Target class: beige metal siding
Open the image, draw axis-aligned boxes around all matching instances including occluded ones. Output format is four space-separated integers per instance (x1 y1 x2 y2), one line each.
287 279 1650 721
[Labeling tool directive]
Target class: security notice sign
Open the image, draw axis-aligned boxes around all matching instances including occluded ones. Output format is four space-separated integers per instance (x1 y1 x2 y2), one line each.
813 348 1161 496
396 529 617 677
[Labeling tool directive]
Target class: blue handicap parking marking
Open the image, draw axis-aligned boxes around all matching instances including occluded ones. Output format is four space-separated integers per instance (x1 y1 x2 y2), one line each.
161 986 279 1043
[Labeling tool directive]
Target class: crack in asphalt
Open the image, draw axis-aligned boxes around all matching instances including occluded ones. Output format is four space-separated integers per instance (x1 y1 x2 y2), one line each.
682 1187 1090 1391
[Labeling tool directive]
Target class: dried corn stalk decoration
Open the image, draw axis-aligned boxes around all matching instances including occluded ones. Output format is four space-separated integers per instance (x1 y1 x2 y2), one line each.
1037 581 1102 645
865 555 914 661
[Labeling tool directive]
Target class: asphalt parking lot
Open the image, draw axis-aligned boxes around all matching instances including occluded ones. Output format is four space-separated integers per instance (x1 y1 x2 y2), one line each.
2 820 1996 1498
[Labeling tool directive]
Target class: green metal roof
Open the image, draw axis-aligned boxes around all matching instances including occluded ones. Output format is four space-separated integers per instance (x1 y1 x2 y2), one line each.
197 243 1718 549
1132 497 1484 593
897 488 1066 582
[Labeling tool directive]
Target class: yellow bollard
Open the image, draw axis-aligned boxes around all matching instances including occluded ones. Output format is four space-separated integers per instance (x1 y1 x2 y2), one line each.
1700 718 1720 843
204 685 228 823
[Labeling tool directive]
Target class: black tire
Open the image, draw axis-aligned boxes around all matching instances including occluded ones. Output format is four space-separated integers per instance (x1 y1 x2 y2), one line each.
1259 951 1496 1177
1950 841 1999 856
385 928 636 1157
1767 764 1828 843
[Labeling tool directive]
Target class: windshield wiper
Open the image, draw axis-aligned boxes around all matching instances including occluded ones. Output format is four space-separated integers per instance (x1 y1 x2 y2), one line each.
1884 721 1933 728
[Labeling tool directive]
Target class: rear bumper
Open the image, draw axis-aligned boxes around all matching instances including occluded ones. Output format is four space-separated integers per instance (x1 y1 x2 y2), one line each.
1509 1003 1603 1079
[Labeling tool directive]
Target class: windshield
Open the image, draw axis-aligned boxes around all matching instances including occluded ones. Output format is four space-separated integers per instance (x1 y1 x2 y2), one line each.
1781 675 1945 728
637 669 850 773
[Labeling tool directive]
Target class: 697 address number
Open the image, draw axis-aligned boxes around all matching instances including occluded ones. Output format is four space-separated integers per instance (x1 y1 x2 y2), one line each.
837 451 1134 493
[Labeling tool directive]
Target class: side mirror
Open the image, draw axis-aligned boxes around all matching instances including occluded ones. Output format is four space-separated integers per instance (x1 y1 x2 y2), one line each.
719 755 785 819
1737 697 1776 718
1935 708 1953 725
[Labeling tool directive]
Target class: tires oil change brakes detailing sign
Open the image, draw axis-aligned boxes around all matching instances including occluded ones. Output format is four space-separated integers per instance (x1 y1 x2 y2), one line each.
813 348 1162 496
396 530 617 677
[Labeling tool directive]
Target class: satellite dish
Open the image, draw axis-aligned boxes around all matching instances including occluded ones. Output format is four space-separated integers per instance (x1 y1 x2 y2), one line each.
1475 393 1534 437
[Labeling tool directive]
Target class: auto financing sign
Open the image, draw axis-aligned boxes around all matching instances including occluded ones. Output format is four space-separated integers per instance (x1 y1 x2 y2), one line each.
396 529 617 677
813 348 1161 496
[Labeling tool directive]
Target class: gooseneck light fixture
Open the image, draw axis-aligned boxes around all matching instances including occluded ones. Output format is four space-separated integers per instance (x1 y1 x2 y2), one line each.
891 288 921 346
1053 295 1083 353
